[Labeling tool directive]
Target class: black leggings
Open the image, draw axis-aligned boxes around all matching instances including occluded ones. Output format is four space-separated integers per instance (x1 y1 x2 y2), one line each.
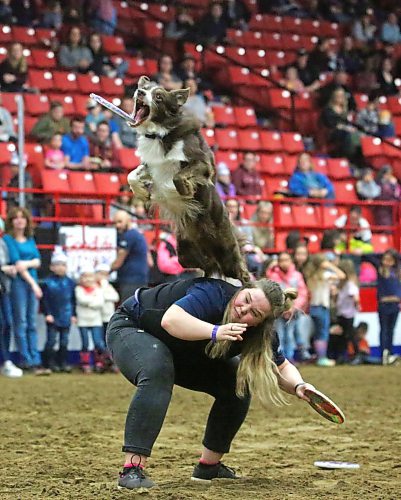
106 312 251 457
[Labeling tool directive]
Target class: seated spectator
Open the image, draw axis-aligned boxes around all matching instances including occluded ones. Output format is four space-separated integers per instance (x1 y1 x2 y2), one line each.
88 32 127 78
375 164 401 226
356 167 381 200
286 230 308 251
44 133 67 170
61 116 90 169
337 36 362 75
356 91 380 135
151 54 182 91
377 57 398 96
224 0 251 30
88 0 117 35
352 12 376 46
183 78 214 127
335 206 373 254
176 54 209 91
215 162 236 198
112 96 137 149
88 121 117 170
156 227 187 283
251 200 274 250
307 37 333 75
292 49 321 93
85 98 105 136
348 322 389 365
377 109 395 138
354 56 378 94
110 185 134 219
0 92 15 142
225 198 253 244
11 0 39 26
101 108 123 149
288 152 334 199
0 0 13 24
293 241 309 275
381 12 401 45
319 70 356 111
231 151 263 202
192 1 228 46
280 66 305 94
31 101 71 144
58 26 93 73
41 0 63 30
6 152 34 212
165 5 194 41
0 42 28 92
321 88 361 160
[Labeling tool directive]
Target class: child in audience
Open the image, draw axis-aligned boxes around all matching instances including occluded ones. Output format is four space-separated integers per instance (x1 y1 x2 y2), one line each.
75 266 105 373
44 133 67 170
41 251 76 372
349 322 396 365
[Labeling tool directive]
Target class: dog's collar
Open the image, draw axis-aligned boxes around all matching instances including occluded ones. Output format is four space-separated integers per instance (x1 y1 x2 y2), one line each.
145 133 163 140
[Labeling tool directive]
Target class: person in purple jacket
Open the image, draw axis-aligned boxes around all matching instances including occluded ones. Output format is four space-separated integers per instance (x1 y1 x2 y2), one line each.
215 162 236 200
288 152 334 199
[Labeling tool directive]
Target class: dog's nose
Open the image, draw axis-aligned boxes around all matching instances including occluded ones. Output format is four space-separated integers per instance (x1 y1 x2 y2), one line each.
137 89 146 97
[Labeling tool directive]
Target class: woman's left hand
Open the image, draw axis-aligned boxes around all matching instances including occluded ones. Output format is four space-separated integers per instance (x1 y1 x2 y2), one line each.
295 382 316 402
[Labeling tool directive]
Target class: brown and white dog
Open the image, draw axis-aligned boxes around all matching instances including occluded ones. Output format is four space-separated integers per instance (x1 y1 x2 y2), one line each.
127 76 250 283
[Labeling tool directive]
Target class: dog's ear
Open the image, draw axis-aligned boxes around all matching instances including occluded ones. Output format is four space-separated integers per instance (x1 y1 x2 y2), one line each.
171 88 190 106
138 75 150 88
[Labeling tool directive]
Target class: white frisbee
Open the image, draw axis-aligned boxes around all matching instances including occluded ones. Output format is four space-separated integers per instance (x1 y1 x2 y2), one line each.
314 461 360 470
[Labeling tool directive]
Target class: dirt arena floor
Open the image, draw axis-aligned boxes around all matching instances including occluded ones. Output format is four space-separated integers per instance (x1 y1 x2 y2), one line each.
1 364 400 500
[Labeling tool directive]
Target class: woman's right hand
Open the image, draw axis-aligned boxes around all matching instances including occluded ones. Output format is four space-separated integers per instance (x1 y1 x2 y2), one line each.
217 323 247 342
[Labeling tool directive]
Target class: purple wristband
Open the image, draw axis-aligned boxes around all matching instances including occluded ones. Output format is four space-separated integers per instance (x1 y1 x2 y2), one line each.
211 325 219 343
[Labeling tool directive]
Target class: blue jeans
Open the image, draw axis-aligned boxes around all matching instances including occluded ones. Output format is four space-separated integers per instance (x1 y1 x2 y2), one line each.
293 313 312 348
310 305 330 342
276 317 296 360
79 326 105 352
0 292 13 362
45 324 70 351
378 302 399 355
10 278 40 367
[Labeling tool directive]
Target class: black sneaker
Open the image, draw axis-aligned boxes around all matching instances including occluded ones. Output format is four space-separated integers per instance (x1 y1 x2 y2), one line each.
118 465 155 489
191 462 240 482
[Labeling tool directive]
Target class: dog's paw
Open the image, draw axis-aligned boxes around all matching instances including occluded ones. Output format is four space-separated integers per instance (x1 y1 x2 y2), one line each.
173 176 194 198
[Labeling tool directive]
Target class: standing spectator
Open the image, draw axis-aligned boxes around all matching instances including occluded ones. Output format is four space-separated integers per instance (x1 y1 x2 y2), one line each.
356 91 380 135
362 249 401 364
155 228 187 283
31 101 71 144
288 152 334 199
335 206 373 254
381 13 401 45
280 66 305 94
330 259 360 362
304 254 345 367
111 210 149 302
61 116 90 169
224 0 251 29
356 167 381 200
3 207 43 372
75 266 105 373
375 164 401 227
0 234 23 378
88 0 117 35
151 54 182 91
215 162 236 199
377 57 398 96
88 121 117 170
183 78 214 127
6 152 34 213
41 251 76 373
293 241 309 275
44 133 67 170
41 0 63 30
251 200 274 250
112 96 137 149
193 1 228 46
293 49 321 93
165 5 194 41
0 92 15 142
266 252 309 362
231 152 263 201
352 12 376 46
58 26 93 73
0 42 28 92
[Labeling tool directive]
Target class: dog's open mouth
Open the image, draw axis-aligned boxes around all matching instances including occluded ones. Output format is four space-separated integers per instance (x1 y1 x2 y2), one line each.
132 98 150 127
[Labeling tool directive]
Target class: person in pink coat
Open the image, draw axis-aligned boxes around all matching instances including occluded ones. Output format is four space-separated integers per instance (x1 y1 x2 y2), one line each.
266 252 309 361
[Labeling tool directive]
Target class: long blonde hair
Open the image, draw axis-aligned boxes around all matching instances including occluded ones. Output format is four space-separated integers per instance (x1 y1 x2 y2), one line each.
303 253 326 287
207 279 298 406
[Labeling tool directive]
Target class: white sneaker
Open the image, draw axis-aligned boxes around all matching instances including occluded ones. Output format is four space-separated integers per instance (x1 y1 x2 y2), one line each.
1 360 23 378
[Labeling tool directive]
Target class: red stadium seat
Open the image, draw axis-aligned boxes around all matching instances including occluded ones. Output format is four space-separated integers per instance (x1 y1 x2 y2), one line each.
127 57 147 78
313 157 328 176
361 136 384 158
23 116 37 136
225 66 252 86
322 206 346 228
100 77 124 96
101 35 126 54
283 154 297 174
30 49 57 69
282 16 304 34
117 148 140 170
0 25 12 44
0 142 16 164
303 232 321 252
11 26 37 45
259 131 282 152
147 4 176 22
211 105 236 127
93 173 121 195
326 158 352 179
52 71 78 92
276 204 294 227
262 32 282 50
334 181 358 202
281 132 304 154
215 129 239 150
267 88 292 109
142 20 164 39
292 205 320 227
24 94 50 116
214 151 240 171
387 96 401 115
68 171 96 194
382 137 401 159
263 177 288 196
1 92 18 114
77 74 101 94
371 234 394 252
234 106 257 127
74 95 90 117
237 130 262 151
145 59 158 75
28 69 54 91
259 154 286 175
47 94 75 115
24 143 44 168
41 170 70 192
201 128 216 148
224 46 249 66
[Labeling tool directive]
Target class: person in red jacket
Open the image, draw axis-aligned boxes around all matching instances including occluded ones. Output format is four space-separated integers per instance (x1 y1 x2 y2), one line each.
231 152 263 203
266 252 309 361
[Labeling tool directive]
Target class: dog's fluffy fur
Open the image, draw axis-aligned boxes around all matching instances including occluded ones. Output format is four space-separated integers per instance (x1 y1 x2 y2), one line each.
127 76 250 282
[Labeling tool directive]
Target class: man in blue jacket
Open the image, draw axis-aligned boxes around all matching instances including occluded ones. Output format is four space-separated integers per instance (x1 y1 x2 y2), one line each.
288 152 335 199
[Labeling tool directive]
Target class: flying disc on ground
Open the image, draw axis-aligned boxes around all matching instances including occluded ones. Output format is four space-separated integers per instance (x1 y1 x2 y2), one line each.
89 93 136 124
314 461 360 470
304 388 345 424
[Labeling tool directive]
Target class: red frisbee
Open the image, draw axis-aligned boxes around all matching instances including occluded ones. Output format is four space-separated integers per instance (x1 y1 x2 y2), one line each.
305 388 345 424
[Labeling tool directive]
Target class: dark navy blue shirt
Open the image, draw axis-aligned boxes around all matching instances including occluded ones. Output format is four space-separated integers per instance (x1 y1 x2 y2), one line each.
362 254 401 300
117 228 149 285
41 274 76 328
